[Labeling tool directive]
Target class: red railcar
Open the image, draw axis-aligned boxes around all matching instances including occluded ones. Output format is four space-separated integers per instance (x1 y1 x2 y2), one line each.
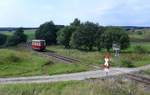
32 40 46 51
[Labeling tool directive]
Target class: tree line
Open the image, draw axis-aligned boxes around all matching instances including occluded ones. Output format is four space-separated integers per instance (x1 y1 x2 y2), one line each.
0 28 27 47
0 18 130 52
35 19 130 51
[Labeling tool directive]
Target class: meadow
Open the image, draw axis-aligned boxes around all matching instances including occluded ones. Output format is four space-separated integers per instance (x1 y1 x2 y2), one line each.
0 79 148 95
47 42 150 68
128 29 150 42
0 48 89 77
0 29 150 77
0 42 149 77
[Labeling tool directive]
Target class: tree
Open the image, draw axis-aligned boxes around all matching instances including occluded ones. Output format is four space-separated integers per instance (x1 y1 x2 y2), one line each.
119 33 130 49
101 29 112 52
70 18 81 26
35 21 57 45
102 27 130 51
70 21 99 51
0 33 7 46
57 26 76 48
95 26 105 51
57 18 81 48
7 28 27 46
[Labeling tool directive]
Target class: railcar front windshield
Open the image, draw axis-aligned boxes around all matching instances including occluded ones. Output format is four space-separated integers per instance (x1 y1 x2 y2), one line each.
40 41 46 46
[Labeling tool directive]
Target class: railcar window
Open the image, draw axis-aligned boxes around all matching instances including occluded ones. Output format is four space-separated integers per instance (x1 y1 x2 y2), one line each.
36 42 38 46
32 42 35 45
38 42 40 46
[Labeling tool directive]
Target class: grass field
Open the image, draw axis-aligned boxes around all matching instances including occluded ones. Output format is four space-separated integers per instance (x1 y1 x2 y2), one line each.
128 29 150 42
0 79 148 95
0 42 149 77
47 42 150 68
0 48 89 77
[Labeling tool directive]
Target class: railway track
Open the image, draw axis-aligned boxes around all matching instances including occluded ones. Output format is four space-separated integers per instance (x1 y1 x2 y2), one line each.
24 43 80 63
40 51 80 63
126 74 150 85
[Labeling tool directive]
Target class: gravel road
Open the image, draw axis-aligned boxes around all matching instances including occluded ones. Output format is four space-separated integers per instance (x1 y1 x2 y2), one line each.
0 65 149 84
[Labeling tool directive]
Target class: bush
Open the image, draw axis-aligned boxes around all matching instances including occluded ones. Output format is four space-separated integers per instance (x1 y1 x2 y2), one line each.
137 31 143 35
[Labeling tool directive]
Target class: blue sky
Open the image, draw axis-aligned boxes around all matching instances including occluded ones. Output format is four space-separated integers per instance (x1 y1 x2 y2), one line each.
0 0 150 27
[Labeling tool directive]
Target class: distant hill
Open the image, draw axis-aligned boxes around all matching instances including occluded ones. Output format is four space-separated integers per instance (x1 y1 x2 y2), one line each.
119 26 150 31
0 26 149 32
0 25 64 32
0 27 38 32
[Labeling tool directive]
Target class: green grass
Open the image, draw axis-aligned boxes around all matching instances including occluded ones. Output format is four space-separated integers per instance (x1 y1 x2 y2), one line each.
47 45 104 67
47 63 89 75
0 49 47 77
1 43 148 77
47 43 150 68
0 79 148 95
117 42 150 67
0 49 89 77
123 42 150 53
128 29 150 42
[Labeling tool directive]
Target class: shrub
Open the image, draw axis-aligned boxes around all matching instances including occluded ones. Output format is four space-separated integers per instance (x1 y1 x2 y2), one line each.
134 45 147 53
137 31 143 35
0 33 7 46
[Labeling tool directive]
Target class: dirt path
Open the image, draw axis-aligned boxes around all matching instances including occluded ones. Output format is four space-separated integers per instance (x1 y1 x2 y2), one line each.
0 65 149 84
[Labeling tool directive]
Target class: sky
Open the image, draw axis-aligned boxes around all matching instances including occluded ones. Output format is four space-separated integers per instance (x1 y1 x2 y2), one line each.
0 0 150 27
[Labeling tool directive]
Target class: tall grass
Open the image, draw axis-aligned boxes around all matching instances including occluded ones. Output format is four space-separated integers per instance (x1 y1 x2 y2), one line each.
0 79 147 95
0 48 90 77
